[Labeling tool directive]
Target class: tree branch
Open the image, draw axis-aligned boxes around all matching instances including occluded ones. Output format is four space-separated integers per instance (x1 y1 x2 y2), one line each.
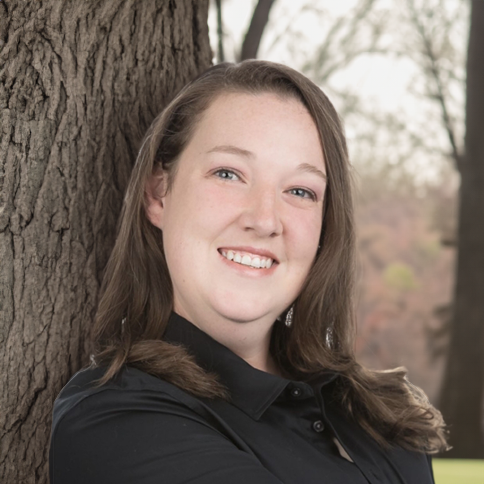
215 0 224 62
302 0 382 83
406 0 463 172
239 0 276 61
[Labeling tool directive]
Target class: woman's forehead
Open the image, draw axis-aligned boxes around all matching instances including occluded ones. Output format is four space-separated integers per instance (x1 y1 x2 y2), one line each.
189 92 324 159
202 91 308 121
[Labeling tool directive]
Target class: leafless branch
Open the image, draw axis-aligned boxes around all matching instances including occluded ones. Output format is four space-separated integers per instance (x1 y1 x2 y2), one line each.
406 0 463 172
302 0 384 83
240 0 276 61
215 0 225 62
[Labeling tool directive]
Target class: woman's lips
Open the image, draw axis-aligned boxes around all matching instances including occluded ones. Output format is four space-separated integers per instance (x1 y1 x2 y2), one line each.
218 249 273 269
217 248 278 274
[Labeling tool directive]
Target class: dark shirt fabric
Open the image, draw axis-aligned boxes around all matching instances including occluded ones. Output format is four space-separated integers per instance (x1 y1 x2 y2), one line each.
50 312 435 483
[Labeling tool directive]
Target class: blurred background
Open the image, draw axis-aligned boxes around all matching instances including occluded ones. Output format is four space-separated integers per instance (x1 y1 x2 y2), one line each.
207 0 483 460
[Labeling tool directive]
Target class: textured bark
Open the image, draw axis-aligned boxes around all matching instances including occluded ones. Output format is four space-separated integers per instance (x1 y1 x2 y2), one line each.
0 1 211 482
439 0 484 459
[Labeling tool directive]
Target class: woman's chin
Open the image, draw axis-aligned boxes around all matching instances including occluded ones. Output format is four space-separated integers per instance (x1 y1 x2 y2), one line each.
210 303 279 326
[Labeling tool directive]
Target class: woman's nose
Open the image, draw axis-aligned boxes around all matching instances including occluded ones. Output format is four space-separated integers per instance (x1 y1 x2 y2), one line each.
239 186 283 237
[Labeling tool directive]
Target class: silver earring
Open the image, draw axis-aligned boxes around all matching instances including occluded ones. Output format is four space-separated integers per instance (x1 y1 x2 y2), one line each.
285 306 294 327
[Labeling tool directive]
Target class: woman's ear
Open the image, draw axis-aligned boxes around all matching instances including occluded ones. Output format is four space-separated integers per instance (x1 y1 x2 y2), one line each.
144 170 167 230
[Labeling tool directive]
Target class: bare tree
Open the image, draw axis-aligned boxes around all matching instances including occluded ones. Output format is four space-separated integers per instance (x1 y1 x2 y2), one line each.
215 0 225 62
404 0 465 170
304 0 384 84
0 1 212 482
401 0 483 458
240 0 276 60
260 0 387 118
437 0 484 458
211 0 277 63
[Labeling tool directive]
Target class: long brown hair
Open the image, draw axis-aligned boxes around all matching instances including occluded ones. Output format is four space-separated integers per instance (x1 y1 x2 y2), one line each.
93 60 448 453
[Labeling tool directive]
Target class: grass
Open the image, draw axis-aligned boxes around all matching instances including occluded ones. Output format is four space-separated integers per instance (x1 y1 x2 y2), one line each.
432 459 484 484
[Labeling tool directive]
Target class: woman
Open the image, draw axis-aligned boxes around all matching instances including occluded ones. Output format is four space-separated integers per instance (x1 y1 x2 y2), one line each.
49 60 448 483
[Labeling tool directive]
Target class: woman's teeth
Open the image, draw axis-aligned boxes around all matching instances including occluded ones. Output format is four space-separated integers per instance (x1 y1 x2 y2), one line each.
220 250 274 269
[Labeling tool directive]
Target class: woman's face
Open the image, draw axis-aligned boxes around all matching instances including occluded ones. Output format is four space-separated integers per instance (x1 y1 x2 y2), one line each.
146 92 327 335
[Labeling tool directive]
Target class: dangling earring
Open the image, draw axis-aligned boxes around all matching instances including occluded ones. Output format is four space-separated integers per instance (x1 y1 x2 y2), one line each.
285 306 294 327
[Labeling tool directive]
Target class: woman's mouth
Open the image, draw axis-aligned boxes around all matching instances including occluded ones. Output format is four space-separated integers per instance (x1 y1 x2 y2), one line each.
218 249 276 269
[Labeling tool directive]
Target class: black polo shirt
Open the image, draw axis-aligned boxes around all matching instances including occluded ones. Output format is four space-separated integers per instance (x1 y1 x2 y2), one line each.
50 312 435 483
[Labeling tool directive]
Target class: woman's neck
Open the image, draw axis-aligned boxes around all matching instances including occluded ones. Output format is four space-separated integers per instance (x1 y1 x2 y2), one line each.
174 306 283 376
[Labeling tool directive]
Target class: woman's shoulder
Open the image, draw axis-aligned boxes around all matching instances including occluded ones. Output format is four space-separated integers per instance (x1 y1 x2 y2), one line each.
56 363 186 398
50 366 285 484
52 364 212 432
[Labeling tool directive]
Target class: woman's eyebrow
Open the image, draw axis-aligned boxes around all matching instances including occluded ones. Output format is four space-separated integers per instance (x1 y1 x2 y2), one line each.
206 145 255 158
297 163 327 181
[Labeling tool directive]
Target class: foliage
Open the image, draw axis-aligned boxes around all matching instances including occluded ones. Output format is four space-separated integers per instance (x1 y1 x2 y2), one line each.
383 262 419 291
432 459 484 484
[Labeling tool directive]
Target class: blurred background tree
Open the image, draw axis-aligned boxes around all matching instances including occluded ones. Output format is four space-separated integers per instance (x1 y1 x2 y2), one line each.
209 0 483 458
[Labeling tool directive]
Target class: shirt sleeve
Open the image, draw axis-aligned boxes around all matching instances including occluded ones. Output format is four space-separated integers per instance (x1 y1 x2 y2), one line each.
50 388 284 484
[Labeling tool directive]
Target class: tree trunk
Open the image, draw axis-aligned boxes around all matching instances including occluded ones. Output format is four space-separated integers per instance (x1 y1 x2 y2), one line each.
239 0 276 61
0 1 211 482
439 0 484 459
215 0 224 62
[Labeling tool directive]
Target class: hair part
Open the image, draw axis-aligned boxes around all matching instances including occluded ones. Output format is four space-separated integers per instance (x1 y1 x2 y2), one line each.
93 60 448 453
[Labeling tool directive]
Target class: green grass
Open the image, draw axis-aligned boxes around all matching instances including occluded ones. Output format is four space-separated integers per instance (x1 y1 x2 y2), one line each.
432 459 484 484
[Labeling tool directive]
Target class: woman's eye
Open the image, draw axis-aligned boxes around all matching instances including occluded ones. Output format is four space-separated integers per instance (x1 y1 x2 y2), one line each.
289 188 317 200
213 169 240 181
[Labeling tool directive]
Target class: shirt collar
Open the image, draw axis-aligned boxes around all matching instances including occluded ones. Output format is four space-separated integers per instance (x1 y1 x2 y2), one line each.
163 312 291 420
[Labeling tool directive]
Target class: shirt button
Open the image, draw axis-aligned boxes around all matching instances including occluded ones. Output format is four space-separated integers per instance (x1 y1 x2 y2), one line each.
312 420 325 432
290 387 302 398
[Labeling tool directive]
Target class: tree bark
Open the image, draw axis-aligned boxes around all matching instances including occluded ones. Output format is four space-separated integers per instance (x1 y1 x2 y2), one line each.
439 0 484 459
0 1 212 482
239 0 276 61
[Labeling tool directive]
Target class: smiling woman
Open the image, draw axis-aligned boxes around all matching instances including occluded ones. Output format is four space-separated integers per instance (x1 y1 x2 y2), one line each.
143 92 325 368
49 61 448 484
